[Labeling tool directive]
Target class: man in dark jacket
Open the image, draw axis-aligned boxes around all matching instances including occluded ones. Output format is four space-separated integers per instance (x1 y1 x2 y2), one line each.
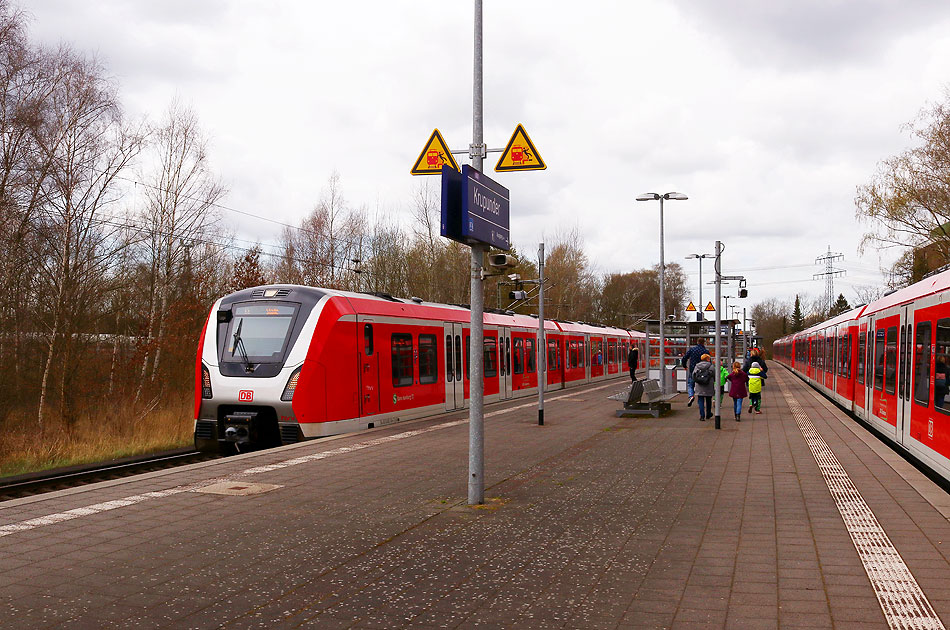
682 338 709 406
742 347 768 375
627 344 639 383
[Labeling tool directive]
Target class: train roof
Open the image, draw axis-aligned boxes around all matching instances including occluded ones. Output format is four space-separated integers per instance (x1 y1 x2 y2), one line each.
861 267 950 315
241 285 634 335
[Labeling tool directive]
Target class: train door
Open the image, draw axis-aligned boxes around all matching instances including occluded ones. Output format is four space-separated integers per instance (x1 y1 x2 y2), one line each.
499 328 513 399
359 320 379 417
897 306 912 446
870 313 900 431
443 322 465 411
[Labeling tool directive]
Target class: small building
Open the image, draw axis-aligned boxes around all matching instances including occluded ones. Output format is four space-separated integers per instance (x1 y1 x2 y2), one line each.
643 318 740 392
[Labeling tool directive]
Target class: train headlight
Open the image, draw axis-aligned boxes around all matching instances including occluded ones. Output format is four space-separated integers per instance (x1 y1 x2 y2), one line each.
281 367 302 402
201 364 213 399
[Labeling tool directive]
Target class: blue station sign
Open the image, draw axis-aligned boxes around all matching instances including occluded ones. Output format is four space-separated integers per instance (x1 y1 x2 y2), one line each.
440 165 510 251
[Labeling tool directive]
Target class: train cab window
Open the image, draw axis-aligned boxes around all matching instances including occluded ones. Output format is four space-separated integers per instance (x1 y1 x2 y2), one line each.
914 322 931 407
446 335 454 382
884 326 898 395
935 319 950 413
526 338 536 373
484 337 498 378
858 333 866 385
455 335 462 381
419 335 437 384
391 334 413 387
364 324 374 356
513 338 524 374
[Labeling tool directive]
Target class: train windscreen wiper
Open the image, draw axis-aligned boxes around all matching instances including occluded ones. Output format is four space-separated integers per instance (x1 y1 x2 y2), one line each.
231 320 253 371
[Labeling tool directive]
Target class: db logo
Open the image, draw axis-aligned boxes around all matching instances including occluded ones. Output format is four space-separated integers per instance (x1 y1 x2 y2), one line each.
238 390 254 402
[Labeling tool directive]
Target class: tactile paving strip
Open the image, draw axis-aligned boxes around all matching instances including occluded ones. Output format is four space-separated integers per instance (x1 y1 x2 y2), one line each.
781 383 945 630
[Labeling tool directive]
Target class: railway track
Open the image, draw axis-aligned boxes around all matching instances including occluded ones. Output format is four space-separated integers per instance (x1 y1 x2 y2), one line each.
0 448 219 501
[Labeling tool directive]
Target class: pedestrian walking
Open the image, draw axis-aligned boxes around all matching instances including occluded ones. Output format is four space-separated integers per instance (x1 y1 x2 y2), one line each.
742 347 768 376
726 361 750 421
748 361 766 414
719 359 730 405
691 353 716 421
682 338 709 407
627 343 639 383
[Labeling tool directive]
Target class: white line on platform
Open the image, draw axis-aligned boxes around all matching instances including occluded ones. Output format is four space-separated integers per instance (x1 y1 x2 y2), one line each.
0 381 622 538
781 385 945 630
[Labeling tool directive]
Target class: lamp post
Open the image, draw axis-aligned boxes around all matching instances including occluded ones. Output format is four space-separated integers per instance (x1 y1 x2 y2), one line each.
636 191 688 394
686 253 713 321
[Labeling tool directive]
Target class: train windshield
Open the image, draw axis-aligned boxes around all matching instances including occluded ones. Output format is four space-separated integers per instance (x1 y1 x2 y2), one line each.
224 303 298 363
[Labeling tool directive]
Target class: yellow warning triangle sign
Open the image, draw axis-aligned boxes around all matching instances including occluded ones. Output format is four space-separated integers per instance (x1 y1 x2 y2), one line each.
495 123 546 172
704 301 716 312
685 301 696 312
411 129 460 175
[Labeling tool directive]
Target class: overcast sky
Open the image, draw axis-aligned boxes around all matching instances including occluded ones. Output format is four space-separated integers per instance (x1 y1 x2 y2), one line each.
17 0 950 312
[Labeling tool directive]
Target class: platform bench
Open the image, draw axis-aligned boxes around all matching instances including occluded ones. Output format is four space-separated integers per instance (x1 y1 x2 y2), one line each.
615 379 677 418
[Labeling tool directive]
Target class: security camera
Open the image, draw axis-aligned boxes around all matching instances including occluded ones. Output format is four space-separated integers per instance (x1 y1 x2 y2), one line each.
489 254 517 269
509 290 528 300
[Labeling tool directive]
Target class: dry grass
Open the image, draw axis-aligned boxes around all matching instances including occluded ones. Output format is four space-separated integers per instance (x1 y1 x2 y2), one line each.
0 399 194 477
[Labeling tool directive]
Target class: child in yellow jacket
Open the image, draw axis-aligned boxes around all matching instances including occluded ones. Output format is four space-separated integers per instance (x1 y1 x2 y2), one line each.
748 361 766 414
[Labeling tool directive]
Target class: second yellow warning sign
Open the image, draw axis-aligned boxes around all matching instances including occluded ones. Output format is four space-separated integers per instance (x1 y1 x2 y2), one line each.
495 124 546 172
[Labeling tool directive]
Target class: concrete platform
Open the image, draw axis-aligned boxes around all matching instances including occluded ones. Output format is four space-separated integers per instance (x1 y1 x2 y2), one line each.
2 370 950 629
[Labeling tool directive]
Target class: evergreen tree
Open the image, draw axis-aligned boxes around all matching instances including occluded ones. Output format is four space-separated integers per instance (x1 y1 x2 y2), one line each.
791 295 805 332
829 293 851 317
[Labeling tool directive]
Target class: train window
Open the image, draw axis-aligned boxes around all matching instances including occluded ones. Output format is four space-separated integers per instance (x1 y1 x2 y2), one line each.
874 329 886 391
446 335 453 382
548 340 558 370
513 338 524 374
466 337 471 379
914 322 930 407
505 337 511 375
884 326 898 395
898 327 907 399
526 338 536 373
858 333 868 385
391 334 413 387
419 335 437 385
364 324 374 356
455 335 462 381
905 324 913 401
484 337 497 378
935 319 950 413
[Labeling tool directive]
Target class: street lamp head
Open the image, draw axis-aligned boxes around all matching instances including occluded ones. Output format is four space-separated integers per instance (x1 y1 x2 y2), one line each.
663 192 688 201
636 193 659 201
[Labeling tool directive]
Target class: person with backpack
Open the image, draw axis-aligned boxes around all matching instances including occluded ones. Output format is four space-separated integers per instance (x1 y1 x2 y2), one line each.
726 361 750 421
682 338 709 407
691 353 716 421
748 361 766 414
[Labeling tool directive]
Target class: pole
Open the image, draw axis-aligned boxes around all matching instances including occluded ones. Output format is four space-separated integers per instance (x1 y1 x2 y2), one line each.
742 307 747 359
714 240 722 430
658 196 666 394
538 242 545 426
697 256 703 322
468 0 485 506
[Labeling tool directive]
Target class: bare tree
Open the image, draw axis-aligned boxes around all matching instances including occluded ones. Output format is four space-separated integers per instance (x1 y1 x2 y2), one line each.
35 50 144 427
137 99 225 396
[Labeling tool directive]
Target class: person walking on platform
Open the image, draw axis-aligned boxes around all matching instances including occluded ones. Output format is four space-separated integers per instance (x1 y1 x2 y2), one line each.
748 361 766 414
726 361 750 421
719 359 730 404
691 353 716 421
743 347 768 376
627 343 639 383
682 338 709 407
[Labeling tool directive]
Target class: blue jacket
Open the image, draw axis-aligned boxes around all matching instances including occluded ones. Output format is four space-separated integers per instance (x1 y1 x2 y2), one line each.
683 344 708 371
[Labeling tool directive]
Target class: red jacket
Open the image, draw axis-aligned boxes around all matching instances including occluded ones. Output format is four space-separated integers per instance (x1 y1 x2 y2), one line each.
727 370 749 399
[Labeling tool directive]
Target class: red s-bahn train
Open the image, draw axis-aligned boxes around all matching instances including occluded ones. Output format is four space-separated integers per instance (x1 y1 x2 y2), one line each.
194 285 646 453
774 269 950 483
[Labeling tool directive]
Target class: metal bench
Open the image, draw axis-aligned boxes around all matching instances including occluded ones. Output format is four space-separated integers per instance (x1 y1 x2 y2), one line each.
615 379 677 418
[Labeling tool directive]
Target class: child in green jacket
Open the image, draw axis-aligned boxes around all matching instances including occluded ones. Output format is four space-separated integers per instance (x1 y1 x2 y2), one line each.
748 361 766 413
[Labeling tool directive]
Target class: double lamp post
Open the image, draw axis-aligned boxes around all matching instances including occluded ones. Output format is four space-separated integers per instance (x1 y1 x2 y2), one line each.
636 191 687 395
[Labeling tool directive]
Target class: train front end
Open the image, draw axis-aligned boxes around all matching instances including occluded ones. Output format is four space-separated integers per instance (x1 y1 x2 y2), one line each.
193 285 325 453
